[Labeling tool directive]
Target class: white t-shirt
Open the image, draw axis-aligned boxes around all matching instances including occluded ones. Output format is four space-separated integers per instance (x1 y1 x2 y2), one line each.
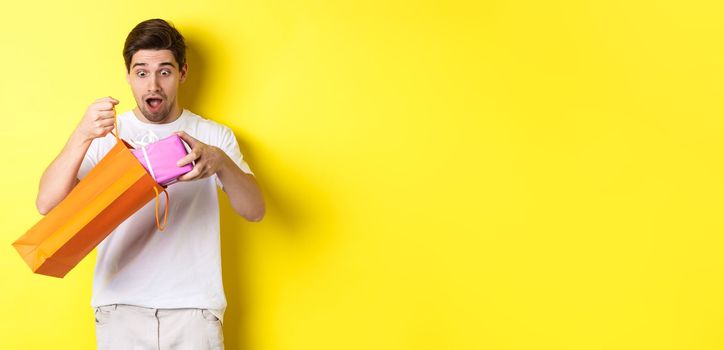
78 109 253 323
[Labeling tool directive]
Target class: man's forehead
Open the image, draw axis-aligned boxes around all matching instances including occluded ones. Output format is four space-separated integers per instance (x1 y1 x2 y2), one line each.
130 49 178 67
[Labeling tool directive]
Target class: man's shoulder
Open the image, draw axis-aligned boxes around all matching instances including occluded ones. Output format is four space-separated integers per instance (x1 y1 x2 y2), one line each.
181 110 236 147
183 110 233 133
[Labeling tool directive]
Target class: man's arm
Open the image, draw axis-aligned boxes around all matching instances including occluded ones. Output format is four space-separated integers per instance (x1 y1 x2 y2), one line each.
36 97 119 215
176 131 265 222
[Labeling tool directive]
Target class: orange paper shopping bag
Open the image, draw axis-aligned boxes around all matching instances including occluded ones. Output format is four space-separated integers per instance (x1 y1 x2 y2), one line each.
12 131 168 278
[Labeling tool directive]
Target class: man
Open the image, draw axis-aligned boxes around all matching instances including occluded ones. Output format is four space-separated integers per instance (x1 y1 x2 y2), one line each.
35 18 264 349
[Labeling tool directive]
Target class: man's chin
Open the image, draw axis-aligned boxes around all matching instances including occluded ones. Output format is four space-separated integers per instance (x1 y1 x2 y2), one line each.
140 107 170 123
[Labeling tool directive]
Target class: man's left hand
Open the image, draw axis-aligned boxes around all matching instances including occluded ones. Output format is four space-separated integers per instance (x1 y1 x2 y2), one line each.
175 131 227 181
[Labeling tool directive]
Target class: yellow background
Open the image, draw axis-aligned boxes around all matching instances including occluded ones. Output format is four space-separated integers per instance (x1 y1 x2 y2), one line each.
1 0 723 349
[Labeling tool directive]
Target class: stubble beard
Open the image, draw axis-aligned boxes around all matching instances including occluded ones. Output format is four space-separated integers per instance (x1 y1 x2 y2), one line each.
140 96 175 123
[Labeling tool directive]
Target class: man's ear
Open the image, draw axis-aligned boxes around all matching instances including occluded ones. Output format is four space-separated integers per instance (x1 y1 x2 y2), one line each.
180 63 188 83
126 69 130 84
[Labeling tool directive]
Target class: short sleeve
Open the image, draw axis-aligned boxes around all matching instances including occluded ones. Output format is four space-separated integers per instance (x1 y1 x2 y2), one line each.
77 138 100 180
215 126 254 189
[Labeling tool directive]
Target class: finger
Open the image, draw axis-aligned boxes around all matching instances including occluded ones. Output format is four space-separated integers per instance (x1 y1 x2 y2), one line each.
99 125 115 136
176 150 199 167
192 168 213 180
175 131 199 147
95 101 117 111
95 96 120 105
93 125 115 138
97 110 116 119
95 118 115 128
178 167 202 181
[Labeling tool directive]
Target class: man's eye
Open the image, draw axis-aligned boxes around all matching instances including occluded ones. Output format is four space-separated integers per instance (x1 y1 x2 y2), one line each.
161 70 170 76
137 71 147 77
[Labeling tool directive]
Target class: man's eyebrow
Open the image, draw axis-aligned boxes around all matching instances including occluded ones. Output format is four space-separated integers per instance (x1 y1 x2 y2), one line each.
131 62 177 69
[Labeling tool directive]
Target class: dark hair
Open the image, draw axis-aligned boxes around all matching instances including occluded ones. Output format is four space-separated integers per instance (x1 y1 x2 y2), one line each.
123 19 186 73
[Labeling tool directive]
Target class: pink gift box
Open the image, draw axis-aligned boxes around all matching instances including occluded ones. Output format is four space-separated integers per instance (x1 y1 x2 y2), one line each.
131 134 193 186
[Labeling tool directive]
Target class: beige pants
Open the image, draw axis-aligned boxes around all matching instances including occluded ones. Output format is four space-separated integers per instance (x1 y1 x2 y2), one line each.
94 304 224 350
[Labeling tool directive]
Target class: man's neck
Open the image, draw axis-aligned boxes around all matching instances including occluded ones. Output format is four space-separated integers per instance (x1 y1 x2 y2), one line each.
131 105 184 124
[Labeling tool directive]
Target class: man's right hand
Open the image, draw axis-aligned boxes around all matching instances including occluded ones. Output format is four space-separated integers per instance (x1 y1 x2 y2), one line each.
76 96 119 142
37 96 119 214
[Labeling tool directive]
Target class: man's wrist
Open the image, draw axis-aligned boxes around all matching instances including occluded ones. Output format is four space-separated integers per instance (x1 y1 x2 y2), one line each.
215 148 235 176
68 129 92 150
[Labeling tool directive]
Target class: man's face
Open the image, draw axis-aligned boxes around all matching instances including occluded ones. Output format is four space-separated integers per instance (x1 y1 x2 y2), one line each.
126 49 187 123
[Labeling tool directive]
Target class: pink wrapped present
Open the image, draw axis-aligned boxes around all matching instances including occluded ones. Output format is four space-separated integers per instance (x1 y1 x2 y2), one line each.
131 134 193 186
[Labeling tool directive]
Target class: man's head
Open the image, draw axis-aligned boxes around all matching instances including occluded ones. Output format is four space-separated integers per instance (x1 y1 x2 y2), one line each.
123 19 188 123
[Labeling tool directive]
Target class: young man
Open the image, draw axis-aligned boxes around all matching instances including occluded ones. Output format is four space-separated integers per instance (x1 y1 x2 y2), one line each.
35 19 264 349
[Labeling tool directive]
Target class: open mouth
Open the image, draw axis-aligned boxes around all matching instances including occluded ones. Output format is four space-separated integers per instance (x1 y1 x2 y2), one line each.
145 97 164 112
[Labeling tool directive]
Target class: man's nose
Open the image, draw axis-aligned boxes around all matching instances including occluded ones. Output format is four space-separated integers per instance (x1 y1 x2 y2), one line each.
147 75 160 92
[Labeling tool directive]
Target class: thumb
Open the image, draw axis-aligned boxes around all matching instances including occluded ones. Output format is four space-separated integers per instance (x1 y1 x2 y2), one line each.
176 131 198 146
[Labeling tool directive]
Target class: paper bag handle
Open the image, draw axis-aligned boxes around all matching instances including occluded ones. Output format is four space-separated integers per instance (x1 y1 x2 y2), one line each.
109 110 120 142
153 187 169 232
